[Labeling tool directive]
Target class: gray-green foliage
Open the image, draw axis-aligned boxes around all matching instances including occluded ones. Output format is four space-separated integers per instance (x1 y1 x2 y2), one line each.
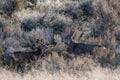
0 42 3 58
21 18 38 31
0 9 5 15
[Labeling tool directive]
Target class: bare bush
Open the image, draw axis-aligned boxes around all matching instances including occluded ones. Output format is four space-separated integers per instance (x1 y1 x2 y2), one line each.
21 17 38 31
80 0 94 17
0 42 3 58
91 0 118 37
3 37 21 52
1 0 19 16
21 27 54 47
0 18 10 40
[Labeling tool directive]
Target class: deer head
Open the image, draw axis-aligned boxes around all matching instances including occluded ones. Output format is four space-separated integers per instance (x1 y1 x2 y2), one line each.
62 28 84 45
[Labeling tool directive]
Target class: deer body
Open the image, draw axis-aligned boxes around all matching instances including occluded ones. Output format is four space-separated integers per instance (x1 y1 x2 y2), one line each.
67 40 103 55
2 46 42 70
62 30 106 55
13 48 41 64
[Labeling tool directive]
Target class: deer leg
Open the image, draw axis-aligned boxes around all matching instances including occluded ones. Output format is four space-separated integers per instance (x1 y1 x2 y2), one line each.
17 64 25 73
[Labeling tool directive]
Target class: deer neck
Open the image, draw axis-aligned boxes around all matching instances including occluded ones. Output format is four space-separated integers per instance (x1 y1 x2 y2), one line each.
35 48 41 55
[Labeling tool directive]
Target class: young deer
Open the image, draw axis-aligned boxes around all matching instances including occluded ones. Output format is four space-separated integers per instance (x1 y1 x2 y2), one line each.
2 46 42 71
12 46 42 64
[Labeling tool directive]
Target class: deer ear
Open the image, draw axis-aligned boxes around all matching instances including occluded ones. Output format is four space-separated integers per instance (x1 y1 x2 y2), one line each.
36 39 39 43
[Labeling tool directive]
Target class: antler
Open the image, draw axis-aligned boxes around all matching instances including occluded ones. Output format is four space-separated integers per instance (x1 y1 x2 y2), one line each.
71 28 84 43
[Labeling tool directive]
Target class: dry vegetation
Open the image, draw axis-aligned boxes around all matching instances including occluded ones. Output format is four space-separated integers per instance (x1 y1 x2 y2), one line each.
0 0 120 80
0 56 120 80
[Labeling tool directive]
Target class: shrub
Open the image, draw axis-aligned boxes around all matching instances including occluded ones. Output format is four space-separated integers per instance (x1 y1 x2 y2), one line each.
21 27 54 47
90 25 106 37
0 19 5 29
1 0 17 16
58 2 83 20
50 21 66 34
115 33 120 44
21 18 38 31
1 0 25 16
0 18 10 39
80 0 94 17
90 0 117 38
0 43 4 58
0 18 9 28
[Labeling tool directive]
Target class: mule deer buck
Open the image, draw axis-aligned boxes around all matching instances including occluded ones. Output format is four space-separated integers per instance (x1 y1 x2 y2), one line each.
62 30 106 55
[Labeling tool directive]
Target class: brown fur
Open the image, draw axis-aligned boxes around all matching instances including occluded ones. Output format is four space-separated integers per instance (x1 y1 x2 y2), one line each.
2 46 42 70
67 39 106 55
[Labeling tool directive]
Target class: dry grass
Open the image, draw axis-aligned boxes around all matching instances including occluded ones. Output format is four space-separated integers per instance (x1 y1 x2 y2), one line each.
1 55 120 80
14 9 42 22
0 62 120 80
